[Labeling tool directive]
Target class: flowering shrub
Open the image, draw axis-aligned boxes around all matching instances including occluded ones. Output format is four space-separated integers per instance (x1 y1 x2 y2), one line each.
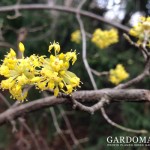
0 42 80 102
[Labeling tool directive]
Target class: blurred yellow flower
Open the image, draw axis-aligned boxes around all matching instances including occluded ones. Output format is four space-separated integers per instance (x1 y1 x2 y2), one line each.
109 64 129 85
48 41 60 53
129 16 150 47
91 28 118 49
19 42 25 53
71 30 81 44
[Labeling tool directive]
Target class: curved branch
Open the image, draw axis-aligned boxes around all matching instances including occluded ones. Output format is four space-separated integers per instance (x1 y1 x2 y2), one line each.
76 0 97 89
0 4 129 32
101 108 147 134
0 89 150 126
0 41 16 49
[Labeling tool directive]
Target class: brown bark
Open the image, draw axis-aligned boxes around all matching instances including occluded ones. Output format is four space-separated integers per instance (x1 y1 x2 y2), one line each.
0 89 149 125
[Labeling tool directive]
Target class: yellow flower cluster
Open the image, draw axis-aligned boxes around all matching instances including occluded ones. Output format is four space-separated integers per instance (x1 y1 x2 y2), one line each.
71 30 81 44
32 42 80 96
109 64 129 85
0 44 40 101
0 42 80 102
91 28 118 49
129 16 150 47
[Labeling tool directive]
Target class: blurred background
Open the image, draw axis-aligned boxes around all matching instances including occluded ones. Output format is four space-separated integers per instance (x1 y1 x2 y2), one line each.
0 0 150 150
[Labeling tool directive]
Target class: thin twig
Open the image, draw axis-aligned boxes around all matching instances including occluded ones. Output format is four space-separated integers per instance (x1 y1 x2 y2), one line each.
0 92 17 132
0 4 130 32
0 41 16 49
123 33 149 60
0 92 11 107
50 107 72 150
0 92 40 149
7 0 22 19
90 68 109 77
76 0 97 89
43 92 72 150
43 91 83 149
28 24 49 32
71 97 109 115
58 106 84 150
18 118 41 150
101 107 148 134
78 137 89 144
85 32 92 38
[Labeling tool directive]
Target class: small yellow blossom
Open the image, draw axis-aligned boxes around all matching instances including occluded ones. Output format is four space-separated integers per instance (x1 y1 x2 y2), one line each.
10 48 16 57
48 82 55 89
66 85 73 94
71 30 81 44
129 16 150 47
65 51 77 65
91 28 118 49
0 65 10 77
59 82 64 88
19 42 25 52
48 41 60 53
54 87 59 96
30 77 41 82
109 64 129 85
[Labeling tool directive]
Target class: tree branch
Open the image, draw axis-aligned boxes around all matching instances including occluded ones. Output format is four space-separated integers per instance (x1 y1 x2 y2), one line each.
0 89 150 126
100 108 148 134
76 0 97 89
0 4 129 32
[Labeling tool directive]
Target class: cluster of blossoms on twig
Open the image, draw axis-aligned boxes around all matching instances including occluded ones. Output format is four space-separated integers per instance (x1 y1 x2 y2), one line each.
109 64 129 85
91 28 118 49
0 42 81 102
129 16 150 47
